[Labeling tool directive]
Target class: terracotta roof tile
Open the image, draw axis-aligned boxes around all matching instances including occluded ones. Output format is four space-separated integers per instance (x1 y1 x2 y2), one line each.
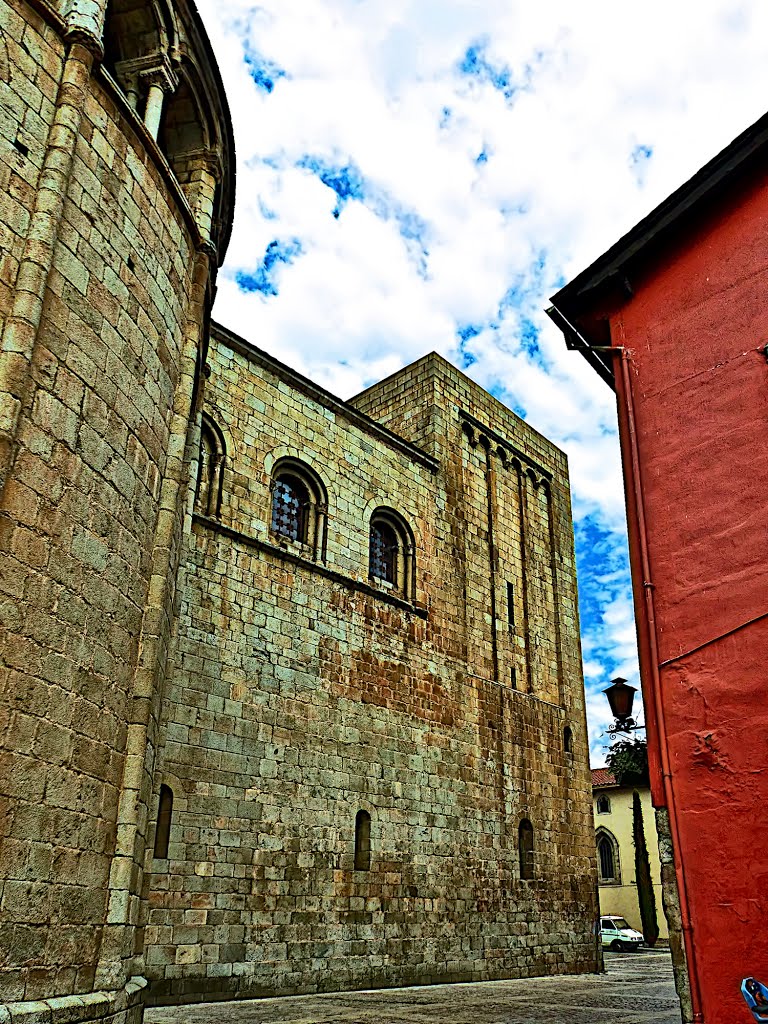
592 767 617 787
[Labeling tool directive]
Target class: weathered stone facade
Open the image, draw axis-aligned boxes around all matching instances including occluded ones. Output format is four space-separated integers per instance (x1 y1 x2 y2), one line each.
0 0 232 1019
0 1 598 1021
141 333 598 1004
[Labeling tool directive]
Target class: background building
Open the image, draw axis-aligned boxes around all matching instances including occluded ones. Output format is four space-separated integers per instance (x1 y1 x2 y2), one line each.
551 111 768 1024
592 768 667 943
0 1 598 1021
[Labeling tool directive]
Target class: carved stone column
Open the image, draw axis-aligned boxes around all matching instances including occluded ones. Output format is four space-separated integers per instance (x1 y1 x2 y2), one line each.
140 57 178 139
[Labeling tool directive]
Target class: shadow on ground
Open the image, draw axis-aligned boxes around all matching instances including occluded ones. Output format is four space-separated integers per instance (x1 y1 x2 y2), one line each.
146 949 681 1024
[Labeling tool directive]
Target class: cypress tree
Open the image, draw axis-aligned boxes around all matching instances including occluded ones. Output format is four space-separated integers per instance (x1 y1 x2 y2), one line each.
632 789 659 947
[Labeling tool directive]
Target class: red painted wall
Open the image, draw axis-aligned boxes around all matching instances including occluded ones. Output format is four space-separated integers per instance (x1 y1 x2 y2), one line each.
610 170 768 1024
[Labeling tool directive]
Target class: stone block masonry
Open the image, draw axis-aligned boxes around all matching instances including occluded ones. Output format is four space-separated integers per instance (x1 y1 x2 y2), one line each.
0 0 234 1019
141 332 599 1004
0 0 597 1019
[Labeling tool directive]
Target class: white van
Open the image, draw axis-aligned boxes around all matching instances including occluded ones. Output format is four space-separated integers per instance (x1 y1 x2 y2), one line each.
599 916 644 952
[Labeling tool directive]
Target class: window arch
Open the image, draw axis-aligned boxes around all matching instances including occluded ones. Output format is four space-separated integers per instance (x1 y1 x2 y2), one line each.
368 507 414 598
596 828 620 883
159 65 210 175
153 784 173 859
519 818 534 880
596 795 611 815
354 810 371 871
195 413 226 517
103 0 175 116
269 458 327 559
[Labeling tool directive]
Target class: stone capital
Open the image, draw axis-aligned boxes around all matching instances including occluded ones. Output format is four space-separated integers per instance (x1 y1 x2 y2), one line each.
115 53 178 96
138 54 179 95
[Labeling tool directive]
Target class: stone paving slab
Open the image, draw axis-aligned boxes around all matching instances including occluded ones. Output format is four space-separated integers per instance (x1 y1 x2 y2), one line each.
147 950 681 1024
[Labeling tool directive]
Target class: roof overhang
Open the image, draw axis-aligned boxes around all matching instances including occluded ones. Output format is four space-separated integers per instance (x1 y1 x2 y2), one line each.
549 107 768 388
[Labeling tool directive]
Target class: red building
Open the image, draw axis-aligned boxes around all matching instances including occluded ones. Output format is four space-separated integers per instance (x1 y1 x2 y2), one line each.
550 115 768 1024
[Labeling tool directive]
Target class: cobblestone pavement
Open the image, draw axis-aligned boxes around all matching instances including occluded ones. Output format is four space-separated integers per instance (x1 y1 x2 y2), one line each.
146 949 680 1024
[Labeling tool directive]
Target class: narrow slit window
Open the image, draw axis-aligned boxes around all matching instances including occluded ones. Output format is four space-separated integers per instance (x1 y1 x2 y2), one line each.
510 666 517 690
507 582 515 628
519 818 534 880
354 809 371 871
564 726 573 754
153 784 173 859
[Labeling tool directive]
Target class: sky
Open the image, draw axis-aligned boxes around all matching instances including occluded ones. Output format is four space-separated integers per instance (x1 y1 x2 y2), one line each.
195 0 768 764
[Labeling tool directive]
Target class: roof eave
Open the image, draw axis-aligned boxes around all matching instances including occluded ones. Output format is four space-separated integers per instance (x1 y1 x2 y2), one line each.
550 106 768 388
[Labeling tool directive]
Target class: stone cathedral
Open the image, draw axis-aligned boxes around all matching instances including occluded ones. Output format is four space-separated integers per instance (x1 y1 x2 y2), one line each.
0 1 599 1020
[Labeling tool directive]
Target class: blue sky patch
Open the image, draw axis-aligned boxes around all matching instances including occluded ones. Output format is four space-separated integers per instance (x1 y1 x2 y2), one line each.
574 514 634 686
298 155 366 217
235 238 303 297
630 143 653 185
630 143 653 166
298 154 430 273
258 197 277 220
457 323 483 344
242 38 288 94
458 38 519 103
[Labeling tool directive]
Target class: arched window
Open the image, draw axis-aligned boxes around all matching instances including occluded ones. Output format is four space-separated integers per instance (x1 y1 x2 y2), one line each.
519 818 534 880
354 810 371 871
563 726 573 755
368 508 414 598
596 795 611 815
195 414 225 517
103 0 176 125
596 829 620 883
272 475 309 541
269 459 327 559
153 784 173 859
370 520 398 584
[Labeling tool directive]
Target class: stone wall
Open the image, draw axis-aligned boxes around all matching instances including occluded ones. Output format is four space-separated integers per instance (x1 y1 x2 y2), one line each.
0 0 231 1012
142 333 598 1004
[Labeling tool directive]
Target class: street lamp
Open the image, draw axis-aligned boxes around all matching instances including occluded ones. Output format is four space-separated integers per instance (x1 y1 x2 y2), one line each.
603 677 645 734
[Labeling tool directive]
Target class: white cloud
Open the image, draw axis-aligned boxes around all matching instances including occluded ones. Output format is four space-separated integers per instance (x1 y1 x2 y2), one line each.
196 0 768 762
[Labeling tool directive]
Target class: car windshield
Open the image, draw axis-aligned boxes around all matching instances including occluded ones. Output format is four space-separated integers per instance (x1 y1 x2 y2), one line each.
610 919 631 930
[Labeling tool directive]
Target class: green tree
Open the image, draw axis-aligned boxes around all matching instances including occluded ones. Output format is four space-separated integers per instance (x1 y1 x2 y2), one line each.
632 789 659 947
606 737 648 785
606 739 659 946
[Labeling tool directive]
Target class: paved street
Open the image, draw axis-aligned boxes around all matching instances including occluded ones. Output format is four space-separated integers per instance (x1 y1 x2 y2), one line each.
147 949 680 1024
